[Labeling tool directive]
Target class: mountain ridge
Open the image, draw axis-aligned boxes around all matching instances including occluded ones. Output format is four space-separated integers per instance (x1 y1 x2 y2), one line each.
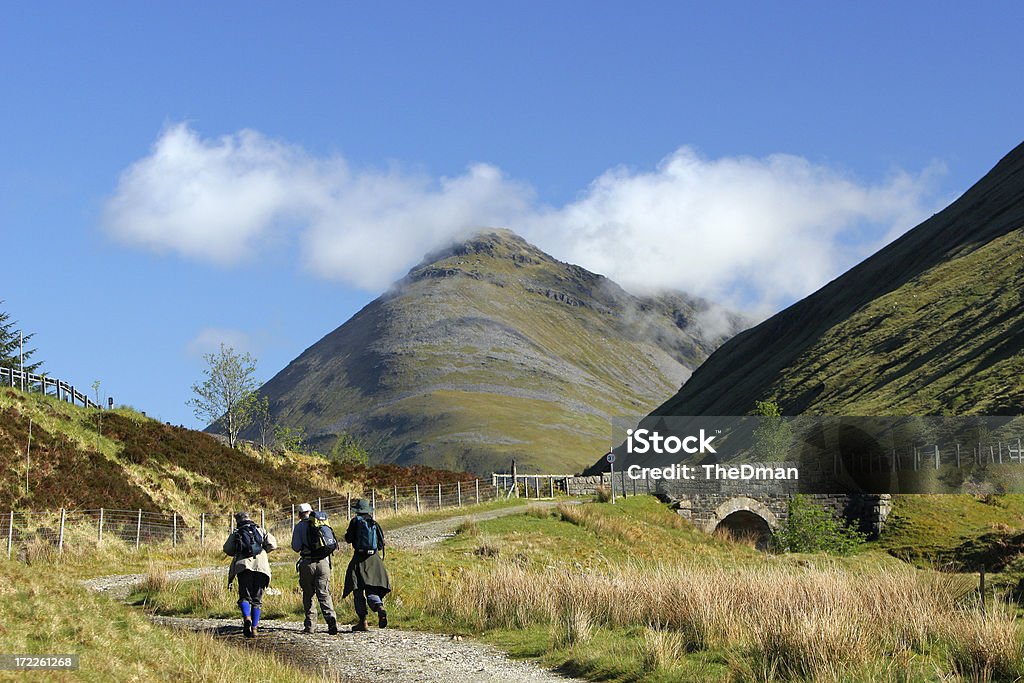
252 229 749 473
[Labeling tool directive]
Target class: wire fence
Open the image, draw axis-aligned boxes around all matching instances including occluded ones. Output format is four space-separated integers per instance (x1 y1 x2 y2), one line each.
3 478 510 558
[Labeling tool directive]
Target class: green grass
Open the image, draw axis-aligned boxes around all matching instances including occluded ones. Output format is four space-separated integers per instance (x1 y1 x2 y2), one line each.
131 496 1023 682
879 494 1024 565
0 560 329 682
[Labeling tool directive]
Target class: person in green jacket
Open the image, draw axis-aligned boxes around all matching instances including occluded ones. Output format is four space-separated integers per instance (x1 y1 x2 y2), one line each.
343 499 391 631
223 511 278 638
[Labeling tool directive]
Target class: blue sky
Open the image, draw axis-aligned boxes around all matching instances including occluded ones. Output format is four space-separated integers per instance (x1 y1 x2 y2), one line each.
2 2 1022 427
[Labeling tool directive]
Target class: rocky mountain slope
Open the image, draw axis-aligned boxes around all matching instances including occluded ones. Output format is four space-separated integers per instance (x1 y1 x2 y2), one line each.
253 230 747 474
653 140 1024 417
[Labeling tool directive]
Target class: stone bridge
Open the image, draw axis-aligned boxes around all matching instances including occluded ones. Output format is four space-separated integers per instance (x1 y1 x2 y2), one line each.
565 465 892 546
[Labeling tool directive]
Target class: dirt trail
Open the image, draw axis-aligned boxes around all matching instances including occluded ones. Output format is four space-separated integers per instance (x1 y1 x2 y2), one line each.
85 500 583 682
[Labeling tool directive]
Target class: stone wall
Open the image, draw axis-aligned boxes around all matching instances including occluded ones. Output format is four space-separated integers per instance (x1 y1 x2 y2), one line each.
561 464 891 537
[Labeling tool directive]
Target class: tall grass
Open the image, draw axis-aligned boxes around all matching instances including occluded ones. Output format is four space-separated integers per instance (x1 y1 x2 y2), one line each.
429 559 1023 681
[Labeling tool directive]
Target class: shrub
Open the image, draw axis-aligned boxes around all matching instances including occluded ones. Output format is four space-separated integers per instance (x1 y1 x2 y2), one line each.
772 495 866 555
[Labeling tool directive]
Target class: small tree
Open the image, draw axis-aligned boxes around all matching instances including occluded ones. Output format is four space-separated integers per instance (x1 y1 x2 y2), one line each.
273 424 308 453
0 302 43 373
329 432 370 466
772 494 866 555
753 399 793 460
188 343 258 448
252 394 273 449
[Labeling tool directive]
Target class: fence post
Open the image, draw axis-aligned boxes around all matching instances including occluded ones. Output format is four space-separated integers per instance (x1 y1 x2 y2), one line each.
58 508 66 554
457 481 462 507
347 497 351 520
475 479 480 505
318 497 322 512
371 489 376 511
956 443 961 468
438 483 442 509
136 509 142 549
393 485 398 513
980 567 987 617
201 513 206 545
260 509 265 530
290 505 295 529
415 484 420 513
7 512 13 559
98 508 104 542
172 513 177 547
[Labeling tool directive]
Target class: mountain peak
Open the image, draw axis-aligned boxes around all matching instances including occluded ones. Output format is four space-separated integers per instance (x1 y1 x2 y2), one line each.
252 231 748 473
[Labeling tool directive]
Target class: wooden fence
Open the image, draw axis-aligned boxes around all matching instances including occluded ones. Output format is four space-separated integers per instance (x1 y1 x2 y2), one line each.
0 367 99 408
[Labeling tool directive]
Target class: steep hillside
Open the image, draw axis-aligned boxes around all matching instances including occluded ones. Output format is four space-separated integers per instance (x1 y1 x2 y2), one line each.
654 140 1024 417
252 229 747 474
0 388 473 517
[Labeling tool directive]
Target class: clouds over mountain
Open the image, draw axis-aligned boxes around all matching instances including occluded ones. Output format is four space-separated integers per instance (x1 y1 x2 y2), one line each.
103 123 943 314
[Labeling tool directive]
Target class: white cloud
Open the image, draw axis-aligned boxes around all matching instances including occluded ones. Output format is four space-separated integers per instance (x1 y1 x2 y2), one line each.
104 124 943 314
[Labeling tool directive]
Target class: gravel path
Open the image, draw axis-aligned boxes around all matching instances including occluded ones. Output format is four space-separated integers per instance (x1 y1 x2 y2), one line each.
386 500 570 548
153 616 578 683
84 501 583 682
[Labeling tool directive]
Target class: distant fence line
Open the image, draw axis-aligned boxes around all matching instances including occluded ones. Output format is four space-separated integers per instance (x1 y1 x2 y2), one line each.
3 478 507 558
833 440 1024 474
0 367 99 409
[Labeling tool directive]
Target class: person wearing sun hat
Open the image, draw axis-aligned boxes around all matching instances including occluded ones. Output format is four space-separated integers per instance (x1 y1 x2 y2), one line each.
291 501 339 634
342 498 392 631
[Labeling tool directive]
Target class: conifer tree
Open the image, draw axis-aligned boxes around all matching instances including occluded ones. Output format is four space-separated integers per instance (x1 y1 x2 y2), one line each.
0 302 43 373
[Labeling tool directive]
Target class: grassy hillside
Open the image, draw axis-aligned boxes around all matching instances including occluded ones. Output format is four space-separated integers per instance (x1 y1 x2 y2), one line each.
0 388 476 517
253 230 747 475
654 140 1024 417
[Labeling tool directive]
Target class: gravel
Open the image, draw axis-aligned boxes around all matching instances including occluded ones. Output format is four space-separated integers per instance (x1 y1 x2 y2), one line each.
153 616 580 683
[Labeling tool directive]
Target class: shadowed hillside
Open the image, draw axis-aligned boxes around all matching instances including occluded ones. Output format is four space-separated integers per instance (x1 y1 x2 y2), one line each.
653 140 1024 417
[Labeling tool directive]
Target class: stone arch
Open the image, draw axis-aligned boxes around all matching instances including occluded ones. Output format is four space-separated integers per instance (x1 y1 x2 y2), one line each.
705 496 780 549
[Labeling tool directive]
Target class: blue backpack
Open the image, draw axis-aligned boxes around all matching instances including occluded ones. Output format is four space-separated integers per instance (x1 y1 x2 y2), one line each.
352 515 380 553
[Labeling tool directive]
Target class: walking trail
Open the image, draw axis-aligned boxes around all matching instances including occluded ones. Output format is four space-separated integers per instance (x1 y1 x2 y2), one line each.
84 501 584 683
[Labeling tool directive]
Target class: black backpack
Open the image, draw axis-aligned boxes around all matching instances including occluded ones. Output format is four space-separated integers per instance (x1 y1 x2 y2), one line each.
352 515 380 553
305 511 339 560
235 522 265 559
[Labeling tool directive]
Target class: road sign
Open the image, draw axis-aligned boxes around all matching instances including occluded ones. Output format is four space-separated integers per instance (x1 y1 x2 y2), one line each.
606 451 616 463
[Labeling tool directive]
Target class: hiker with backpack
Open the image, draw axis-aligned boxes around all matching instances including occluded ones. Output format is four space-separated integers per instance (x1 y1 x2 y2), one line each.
291 502 340 634
343 498 391 631
223 511 278 638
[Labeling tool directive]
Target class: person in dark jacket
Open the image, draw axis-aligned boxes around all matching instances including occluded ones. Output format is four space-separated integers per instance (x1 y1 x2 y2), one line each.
223 511 278 638
291 502 338 634
343 499 391 631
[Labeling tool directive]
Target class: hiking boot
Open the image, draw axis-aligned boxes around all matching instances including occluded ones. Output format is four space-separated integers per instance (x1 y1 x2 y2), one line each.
250 626 259 638
302 625 314 634
352 619 369 632
377 609 388 629
327 618 338 635
243 616 253 638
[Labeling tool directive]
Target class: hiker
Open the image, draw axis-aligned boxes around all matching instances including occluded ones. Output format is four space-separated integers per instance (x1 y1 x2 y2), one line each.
343 499 392 631
223 511 278 638
291 502 340 634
